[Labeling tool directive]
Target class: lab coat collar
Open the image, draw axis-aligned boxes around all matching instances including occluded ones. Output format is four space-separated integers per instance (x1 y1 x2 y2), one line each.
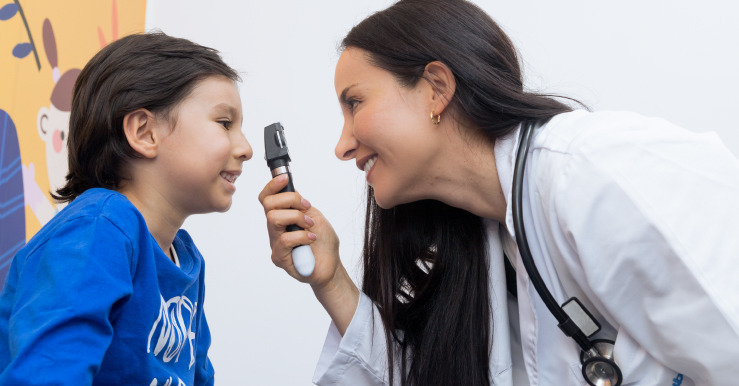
493 124 522 240
482 218 516 385
493 123 540 386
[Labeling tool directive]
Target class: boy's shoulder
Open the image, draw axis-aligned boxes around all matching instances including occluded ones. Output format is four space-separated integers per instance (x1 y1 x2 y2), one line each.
43 188 147 243
173 229 204 262
175 228 194 245
17 188 148 264
68 188 142 225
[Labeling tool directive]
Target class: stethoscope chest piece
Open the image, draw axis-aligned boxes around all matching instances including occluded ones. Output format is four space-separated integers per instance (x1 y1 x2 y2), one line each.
580 339 622 386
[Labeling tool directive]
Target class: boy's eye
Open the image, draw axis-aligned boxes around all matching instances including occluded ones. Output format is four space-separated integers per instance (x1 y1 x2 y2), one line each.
219 121 231 130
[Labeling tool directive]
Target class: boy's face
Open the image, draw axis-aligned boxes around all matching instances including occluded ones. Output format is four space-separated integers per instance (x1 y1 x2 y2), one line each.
156 75 252 214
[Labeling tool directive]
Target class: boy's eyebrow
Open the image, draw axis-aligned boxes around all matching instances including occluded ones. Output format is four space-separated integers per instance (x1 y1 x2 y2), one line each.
213 102 240 118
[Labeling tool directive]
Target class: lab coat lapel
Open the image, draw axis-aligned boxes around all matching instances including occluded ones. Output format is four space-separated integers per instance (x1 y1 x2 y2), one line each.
484 219 514 385
495 125 540 386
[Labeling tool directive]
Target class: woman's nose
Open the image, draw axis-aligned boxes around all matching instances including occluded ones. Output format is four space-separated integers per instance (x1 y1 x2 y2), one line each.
335 123 359 161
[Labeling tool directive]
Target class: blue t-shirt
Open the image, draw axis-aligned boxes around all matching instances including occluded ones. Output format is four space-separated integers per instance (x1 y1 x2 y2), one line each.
0 188 215 386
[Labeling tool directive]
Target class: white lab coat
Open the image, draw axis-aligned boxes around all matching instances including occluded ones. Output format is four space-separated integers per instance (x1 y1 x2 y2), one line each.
312 110 739 386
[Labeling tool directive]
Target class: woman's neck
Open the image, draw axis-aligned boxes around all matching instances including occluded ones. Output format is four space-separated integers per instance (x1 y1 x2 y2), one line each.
118 180 186 259
424 135 508 223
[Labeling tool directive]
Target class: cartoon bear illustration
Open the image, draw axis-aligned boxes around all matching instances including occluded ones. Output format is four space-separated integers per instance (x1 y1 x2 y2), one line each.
23 19 80 225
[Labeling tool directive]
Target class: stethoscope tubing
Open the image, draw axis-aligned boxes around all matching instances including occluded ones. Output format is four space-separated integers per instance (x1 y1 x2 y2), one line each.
512 120 594 353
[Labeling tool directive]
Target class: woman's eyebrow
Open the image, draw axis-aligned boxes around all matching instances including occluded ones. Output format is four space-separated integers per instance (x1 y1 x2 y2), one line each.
340 83 359 103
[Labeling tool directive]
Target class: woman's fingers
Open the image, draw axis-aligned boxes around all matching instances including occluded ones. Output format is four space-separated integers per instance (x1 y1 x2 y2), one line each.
258 174 288 204
259 176 312 213
271 231 317 270
258 177 342 285
262 192 311 214
265 209 315 233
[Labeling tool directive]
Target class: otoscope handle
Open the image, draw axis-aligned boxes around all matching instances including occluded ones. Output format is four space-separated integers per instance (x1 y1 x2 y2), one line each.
276 171 316 276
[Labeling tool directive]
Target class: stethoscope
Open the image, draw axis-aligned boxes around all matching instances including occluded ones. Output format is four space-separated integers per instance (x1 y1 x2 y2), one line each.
512 120 623 386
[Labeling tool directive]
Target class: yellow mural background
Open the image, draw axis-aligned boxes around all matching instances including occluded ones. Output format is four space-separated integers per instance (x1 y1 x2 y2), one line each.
0 0 146 239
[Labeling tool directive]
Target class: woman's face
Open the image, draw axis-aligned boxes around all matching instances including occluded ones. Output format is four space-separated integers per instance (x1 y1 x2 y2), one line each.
334 48 444 209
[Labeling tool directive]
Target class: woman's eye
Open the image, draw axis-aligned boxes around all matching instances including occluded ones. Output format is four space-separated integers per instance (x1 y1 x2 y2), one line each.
219 121 231 129
347 99 360 112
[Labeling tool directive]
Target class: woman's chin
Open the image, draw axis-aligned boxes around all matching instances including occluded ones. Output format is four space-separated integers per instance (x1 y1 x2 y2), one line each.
375 199 394 210
372 189 408 210
372 189 392 209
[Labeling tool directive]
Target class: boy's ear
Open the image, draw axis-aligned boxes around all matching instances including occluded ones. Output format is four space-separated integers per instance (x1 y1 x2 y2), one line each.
123 109 159 159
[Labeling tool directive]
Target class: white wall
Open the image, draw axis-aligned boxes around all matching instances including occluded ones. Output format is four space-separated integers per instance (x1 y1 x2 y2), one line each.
144 1 739 384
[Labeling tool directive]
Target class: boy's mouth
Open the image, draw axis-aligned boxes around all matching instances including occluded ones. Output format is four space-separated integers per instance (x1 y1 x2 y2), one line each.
220 170 240 184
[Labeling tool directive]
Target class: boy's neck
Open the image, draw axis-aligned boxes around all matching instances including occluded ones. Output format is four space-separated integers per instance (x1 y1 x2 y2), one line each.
118 182 186 261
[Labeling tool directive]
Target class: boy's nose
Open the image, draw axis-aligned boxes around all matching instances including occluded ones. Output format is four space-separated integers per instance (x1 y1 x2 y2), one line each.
235 131 253 161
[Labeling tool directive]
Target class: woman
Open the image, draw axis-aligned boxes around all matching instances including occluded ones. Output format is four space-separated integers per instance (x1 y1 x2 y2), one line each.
258 0 739 385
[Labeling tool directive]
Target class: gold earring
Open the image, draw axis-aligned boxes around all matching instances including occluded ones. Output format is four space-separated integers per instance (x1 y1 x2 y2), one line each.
430 110 441 125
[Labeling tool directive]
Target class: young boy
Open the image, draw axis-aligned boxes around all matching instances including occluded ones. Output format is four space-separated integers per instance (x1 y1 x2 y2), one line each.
0 32 252 385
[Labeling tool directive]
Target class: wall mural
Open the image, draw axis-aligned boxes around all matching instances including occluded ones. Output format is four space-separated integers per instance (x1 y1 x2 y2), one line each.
0 0 146 285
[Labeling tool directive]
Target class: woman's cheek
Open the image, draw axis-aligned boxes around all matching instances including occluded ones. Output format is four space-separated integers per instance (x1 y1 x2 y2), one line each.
354 102 388 141
352 116 372 145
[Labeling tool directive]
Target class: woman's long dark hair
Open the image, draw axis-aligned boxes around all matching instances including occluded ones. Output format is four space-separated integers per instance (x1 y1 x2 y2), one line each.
343 1 577 385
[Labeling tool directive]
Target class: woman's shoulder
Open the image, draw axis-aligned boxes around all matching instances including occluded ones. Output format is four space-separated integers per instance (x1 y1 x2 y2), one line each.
538 109 706 156
535 109 739 217
530 109 737 211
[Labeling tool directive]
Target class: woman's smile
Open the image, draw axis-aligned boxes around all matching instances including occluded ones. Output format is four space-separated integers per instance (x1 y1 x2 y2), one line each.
357 153 378 182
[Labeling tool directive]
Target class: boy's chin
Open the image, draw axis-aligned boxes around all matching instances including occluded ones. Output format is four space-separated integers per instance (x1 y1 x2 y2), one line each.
212 198 233 213
194 196 232 214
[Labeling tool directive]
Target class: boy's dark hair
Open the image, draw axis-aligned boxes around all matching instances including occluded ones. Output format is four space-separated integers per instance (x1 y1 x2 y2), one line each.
53 32 240 203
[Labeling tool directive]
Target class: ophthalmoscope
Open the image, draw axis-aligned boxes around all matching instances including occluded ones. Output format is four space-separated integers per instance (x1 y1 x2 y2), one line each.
264 122 316 277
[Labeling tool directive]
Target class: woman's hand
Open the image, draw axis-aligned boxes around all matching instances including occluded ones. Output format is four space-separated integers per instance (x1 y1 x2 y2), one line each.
258 174 359 334
258 174 338 286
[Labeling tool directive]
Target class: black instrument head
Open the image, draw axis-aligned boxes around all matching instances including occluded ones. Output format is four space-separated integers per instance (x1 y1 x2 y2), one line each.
264 122 291 169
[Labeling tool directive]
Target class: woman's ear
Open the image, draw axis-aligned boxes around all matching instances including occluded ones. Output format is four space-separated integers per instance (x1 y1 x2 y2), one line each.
423 61 456 115
123 109 159 159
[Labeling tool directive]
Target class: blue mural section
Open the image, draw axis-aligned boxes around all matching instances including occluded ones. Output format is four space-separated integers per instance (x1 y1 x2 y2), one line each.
0 109 25 285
